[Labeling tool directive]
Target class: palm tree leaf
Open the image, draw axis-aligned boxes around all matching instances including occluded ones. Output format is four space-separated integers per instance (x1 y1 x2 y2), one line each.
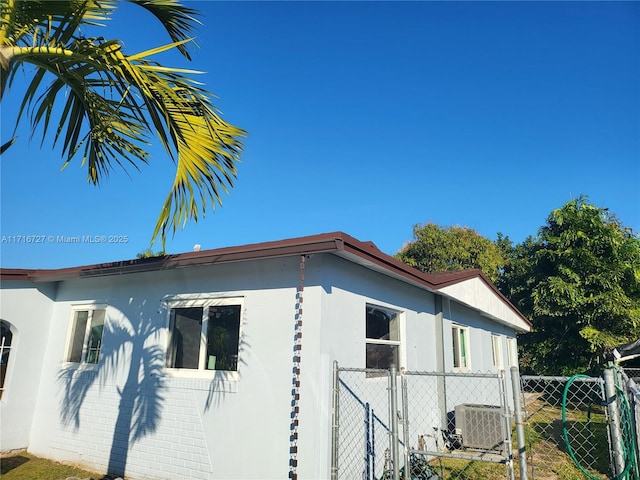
0 136 17 154
126 0 200 60
2 1 245 246
1 0 115 46
127 38 196 63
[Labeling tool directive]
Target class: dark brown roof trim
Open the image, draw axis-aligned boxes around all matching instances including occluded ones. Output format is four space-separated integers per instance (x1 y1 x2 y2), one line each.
0 268 33 282
1 233 344 282
0 231 530 326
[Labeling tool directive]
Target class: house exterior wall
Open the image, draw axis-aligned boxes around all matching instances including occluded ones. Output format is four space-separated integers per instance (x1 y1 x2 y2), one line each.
295 254 439 479
28 256 305 479
0 281 57 451
442 298 518 411
2 251 523 479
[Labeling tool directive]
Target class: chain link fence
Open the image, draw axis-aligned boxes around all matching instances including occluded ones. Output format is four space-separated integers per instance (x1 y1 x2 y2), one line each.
520 375 610 479
520 366 640 480
332 364 640 480
332 367 393 480
331 363 516 480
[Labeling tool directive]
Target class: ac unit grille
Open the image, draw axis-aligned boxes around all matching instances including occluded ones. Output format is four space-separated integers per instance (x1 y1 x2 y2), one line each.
454 404 504 451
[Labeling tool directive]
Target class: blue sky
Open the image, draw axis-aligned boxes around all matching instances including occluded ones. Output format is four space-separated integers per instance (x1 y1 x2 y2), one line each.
1 1 638 269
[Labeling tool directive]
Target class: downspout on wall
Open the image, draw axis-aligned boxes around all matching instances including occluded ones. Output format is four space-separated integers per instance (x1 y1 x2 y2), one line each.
434 294 448 430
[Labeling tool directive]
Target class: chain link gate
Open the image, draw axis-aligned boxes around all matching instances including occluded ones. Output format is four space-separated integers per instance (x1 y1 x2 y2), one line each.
331 362 518 480
520 375 609 479
520 367 640 480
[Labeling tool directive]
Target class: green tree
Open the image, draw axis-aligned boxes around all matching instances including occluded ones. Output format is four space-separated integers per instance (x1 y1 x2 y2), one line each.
396 223 507 283
0 0 245 247
499 196 640 375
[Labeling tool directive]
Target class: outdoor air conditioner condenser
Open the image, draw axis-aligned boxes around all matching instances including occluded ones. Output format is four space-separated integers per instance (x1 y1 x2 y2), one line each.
454 404 505 451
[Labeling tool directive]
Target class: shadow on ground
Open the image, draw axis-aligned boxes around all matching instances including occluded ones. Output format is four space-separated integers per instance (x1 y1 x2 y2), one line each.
0 455 30 474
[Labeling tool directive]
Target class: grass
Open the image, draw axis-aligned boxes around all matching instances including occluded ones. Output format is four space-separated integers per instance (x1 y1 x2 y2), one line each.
0 451 110 480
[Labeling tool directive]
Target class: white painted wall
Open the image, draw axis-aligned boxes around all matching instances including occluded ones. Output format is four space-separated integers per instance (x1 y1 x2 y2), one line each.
441 298 519 410
0 281 57 451
2 252 524 479
28 257 303 479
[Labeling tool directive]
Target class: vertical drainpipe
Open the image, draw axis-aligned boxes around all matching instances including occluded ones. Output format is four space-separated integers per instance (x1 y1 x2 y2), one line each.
289 255 306 480
434 294 448 432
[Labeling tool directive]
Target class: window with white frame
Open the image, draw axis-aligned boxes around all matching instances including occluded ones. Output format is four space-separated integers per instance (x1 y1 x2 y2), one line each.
1 321 14 400
452 324 469 370
66 308 106 364
491 334 503 369
507 337 518 368
166 298 242 372
365 304 401 370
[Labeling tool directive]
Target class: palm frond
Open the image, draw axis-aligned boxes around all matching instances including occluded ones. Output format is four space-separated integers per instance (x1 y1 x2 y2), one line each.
16 40 153 181
0 135 17 154
2 1 245 247
126 0 200 60
1 0 115 46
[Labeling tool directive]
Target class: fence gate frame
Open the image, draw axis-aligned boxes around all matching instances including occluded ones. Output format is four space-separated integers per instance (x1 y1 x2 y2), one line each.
331 361 524 480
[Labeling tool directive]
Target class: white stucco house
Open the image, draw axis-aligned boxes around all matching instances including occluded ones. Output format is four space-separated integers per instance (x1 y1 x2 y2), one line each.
0 232 530 479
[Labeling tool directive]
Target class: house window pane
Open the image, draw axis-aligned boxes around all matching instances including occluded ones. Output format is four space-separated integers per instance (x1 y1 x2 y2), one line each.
507 337 518 367
166 299 243 372
365 304 401 371
0 321 13 400
453 325 469 369
206 305 241 371
68 311 89 363
66 309 106 364
169 307 203 369
86 310 105 364
492 334 502 368
366 343 399 370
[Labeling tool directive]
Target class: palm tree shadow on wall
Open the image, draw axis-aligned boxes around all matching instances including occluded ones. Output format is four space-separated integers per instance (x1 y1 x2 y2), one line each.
57 306 167 478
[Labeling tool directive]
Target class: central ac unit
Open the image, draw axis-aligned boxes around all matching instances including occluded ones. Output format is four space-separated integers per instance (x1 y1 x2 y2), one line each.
454 404 504 451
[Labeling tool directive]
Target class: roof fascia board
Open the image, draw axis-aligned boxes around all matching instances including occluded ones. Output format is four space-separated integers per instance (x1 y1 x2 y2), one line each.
0 231 530 330
6 235 345 283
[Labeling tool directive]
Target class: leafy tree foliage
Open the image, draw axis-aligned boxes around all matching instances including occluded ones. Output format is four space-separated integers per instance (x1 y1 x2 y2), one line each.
0 0 245 247
396 223 506 283
499 197 640 375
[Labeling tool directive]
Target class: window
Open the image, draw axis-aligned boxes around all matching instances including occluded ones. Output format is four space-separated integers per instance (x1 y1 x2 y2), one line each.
1 321 14 400
491 334 503 369
365 304 401 370
166 298 242 372
507 337 518 368
66 308 106 364
452 324 469 370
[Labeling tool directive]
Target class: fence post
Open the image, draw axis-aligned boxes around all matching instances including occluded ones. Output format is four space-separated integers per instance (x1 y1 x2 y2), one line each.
499 370 516 480
604 367 626 477
389 364 400 480
510 367 528 480
331 360 339 480
401 372 410 480
365 403 371 480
